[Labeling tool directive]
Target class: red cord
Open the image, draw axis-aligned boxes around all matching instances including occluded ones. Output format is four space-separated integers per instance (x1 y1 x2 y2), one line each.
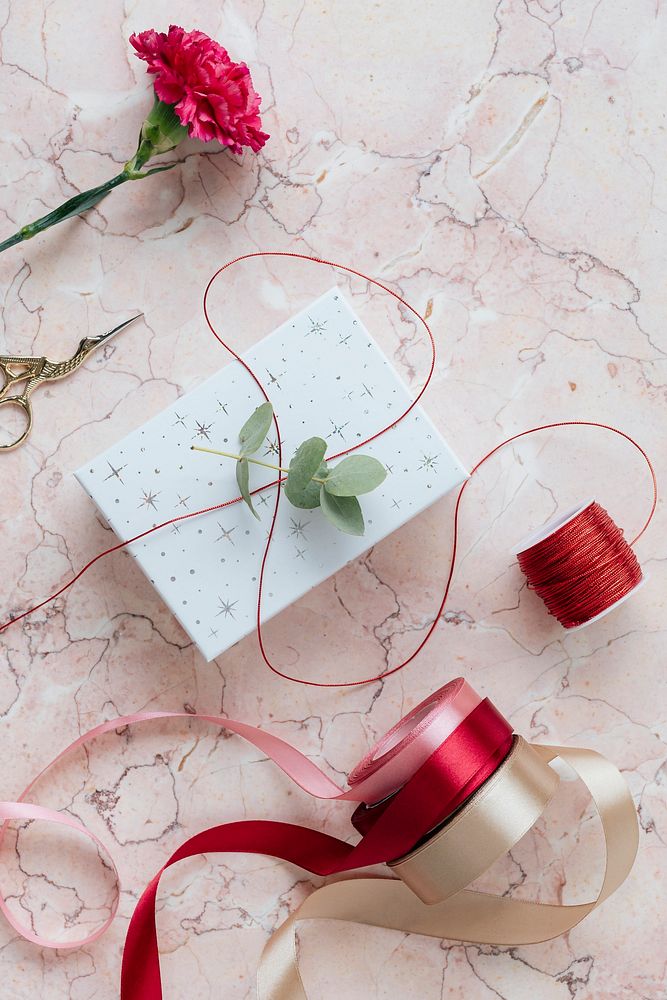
0 254 659 689
516 501 643 629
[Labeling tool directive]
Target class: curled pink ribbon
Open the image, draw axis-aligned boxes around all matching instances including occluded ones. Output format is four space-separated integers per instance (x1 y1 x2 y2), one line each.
0 679 477 950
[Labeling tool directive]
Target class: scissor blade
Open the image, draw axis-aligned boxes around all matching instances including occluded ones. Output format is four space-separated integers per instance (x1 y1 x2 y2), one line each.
92 313 144 347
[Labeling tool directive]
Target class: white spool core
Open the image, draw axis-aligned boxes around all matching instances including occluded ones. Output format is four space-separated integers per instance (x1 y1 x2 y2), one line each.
375 700 435 757
510 498 646 631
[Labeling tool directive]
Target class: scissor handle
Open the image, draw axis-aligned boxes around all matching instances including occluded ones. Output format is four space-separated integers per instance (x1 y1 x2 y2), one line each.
0 356 43 394
0 395 33 451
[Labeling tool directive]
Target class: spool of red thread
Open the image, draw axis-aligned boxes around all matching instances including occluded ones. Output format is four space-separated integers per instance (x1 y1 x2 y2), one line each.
513 499 645 630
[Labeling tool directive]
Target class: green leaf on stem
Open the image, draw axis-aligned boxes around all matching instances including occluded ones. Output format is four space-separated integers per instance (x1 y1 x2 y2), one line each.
320 486 365 535
286 461 328 509
31 181 123 225
236 458 259 519
128 161 183 180
323 455 387 496
239 402 273 456
287 437 327 491
0 97 190 255
0 175 128 252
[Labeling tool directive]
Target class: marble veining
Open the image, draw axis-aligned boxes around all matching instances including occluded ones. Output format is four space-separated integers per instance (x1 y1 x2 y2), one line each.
1 2 665 998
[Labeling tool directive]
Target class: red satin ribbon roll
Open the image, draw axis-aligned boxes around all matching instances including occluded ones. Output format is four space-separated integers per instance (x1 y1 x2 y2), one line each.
120 690 512 1000
0 681 512 993
349 677 483 801
349 679 511 835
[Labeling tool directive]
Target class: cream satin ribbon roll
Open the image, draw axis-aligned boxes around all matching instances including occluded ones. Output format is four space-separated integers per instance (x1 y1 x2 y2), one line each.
257 738 638 1000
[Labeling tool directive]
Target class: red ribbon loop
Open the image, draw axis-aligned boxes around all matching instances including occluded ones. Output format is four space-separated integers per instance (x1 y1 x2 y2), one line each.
120 698 512 1000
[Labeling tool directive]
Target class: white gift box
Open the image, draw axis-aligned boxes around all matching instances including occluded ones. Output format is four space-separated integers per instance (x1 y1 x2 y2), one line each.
76 289 468 661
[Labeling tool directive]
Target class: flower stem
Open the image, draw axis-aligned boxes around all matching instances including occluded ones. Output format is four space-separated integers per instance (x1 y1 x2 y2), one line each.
191 444 289 474
0 173 130 253
191 444 329 484
0 96 187 255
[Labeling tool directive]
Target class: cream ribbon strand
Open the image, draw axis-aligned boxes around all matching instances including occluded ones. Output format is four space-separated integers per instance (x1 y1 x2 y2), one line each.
257 739 638 1000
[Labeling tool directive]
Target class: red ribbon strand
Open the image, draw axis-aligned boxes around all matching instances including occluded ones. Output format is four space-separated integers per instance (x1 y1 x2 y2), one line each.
120 698 512 1000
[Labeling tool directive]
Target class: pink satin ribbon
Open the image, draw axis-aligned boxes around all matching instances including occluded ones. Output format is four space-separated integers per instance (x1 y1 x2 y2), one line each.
0 680 479 950
349 677 481 802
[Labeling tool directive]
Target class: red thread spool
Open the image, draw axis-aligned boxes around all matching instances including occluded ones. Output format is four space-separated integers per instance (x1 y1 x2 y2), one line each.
513 499 644 630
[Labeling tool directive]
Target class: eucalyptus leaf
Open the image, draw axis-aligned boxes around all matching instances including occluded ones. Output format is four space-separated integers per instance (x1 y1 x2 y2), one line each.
324 455 387 497
239 402 273 456
320 486 365 535
287 437 327 493
236 458 259 519
285 462 328 509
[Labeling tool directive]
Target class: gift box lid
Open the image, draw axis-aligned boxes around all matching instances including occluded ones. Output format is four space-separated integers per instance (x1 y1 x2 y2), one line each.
76 288 468 661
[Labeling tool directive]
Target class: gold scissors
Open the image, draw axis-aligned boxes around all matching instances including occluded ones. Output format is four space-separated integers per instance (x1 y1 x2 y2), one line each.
0 314 143 451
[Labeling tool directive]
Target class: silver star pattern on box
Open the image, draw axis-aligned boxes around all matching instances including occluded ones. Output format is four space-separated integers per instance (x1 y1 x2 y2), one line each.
76 288 468 661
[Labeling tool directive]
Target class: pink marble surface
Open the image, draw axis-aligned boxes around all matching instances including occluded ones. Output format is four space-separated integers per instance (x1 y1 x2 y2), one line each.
1 2 666 998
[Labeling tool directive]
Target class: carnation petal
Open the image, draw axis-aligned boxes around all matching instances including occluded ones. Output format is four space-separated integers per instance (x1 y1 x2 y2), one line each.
130 24 267 152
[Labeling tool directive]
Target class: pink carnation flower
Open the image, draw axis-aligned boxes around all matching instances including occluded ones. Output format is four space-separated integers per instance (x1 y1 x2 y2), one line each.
130 25 269 154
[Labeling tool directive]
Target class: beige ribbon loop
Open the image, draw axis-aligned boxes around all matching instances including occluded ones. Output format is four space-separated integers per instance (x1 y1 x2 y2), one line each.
257 741 638 1000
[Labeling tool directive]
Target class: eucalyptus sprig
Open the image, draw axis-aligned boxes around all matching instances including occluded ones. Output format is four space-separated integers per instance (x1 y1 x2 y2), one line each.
192 403 387 536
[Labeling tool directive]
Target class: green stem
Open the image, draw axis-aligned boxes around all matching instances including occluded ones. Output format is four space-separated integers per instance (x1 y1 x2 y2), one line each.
0 172 129 254
0 97 186 254
192 444 330 484
191 444 290 475
0 232 25 252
